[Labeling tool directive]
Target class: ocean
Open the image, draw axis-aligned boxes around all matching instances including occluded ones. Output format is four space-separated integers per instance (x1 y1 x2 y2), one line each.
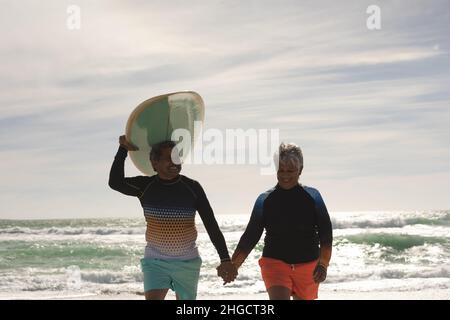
0 211 449 299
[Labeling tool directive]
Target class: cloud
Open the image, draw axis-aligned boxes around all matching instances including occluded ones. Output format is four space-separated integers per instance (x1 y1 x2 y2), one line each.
1 0 450 218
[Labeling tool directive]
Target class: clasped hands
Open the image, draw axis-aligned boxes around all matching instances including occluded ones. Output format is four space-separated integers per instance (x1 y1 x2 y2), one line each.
216 260 327 285
216 261 238 285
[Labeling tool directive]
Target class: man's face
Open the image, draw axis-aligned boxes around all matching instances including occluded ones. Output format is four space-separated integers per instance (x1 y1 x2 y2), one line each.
151 147 182 180
277 160 301 190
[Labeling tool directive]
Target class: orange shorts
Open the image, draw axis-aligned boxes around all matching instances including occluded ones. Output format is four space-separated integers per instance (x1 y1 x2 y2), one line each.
259 257 319 300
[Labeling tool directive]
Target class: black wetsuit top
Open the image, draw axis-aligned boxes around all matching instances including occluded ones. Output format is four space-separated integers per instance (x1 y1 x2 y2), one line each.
236 184 333 264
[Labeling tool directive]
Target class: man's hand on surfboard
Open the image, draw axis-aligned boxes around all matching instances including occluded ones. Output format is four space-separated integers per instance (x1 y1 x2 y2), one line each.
119 135 139 151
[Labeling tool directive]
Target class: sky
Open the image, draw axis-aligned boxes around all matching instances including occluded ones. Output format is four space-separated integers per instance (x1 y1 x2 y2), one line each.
1 0 449 219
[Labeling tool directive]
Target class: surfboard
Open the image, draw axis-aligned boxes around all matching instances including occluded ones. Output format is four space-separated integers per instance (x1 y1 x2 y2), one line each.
125 91 204 176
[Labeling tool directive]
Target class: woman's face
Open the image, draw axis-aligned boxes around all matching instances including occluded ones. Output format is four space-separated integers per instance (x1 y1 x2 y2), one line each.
277 160 301 190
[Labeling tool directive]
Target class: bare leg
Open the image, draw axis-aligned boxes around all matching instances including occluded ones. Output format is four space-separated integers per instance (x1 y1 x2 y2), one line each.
267 286 291 300
144 288 169 300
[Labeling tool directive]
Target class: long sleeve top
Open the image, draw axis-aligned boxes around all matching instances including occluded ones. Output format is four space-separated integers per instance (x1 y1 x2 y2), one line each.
109 146 230 261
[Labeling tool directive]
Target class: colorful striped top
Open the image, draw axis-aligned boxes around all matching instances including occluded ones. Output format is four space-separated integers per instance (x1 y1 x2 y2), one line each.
109 146 230 261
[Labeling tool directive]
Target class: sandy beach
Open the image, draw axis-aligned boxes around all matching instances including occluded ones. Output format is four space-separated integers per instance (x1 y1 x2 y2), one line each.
2 288 449 300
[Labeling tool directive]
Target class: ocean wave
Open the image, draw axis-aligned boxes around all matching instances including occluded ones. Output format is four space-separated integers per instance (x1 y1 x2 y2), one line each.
332 213 450 229
1 213 448 235
327 267 450 284
0 227 146 235
332 218 408 229
379 268 450 279
339 233 448 250
0 266 145 293
0 241 141 270
0 225 247 236
18 266 450 290
81 270 142 284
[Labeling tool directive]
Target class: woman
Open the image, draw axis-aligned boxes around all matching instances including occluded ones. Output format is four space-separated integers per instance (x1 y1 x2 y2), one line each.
231 143 332 300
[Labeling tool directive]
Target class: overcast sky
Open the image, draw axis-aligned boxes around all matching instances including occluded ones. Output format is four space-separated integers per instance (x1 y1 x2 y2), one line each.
1 0 449 219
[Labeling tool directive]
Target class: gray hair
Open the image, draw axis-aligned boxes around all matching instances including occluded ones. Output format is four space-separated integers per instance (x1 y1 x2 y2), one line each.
275 142 303 170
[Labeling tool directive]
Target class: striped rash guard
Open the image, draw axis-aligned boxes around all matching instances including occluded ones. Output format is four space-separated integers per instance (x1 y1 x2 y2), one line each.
109 146 230 261
236 184 333 264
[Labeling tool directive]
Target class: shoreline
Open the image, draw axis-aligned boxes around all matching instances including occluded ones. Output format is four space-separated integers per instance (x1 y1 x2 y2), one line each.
2 288 449 300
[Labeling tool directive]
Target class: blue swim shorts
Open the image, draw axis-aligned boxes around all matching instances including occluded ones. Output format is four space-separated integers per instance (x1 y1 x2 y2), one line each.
140 257 202 300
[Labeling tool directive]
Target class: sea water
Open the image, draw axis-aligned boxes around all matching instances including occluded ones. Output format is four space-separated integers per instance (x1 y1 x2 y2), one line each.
0 211 449 299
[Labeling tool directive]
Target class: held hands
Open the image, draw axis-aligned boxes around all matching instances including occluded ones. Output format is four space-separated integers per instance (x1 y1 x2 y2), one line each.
313 263 327 283
119 135 139 151
216 261 238 285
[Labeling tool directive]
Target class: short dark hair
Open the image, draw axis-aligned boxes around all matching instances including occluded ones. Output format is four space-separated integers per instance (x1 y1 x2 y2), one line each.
150 140 177 162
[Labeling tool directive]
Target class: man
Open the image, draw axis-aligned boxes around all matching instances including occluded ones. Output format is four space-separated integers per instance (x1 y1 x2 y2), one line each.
109 135 237 300
231 142 332 300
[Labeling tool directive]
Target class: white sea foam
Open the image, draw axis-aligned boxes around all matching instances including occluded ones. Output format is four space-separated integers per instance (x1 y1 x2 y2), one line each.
0 211 448 298
0 226 146 235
